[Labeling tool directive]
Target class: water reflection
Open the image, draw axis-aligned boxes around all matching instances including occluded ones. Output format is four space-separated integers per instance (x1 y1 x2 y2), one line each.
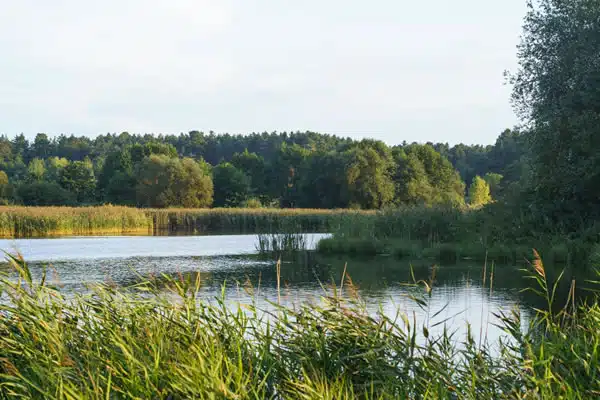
2 256 533 344
0 233 329 262
0 234 555 345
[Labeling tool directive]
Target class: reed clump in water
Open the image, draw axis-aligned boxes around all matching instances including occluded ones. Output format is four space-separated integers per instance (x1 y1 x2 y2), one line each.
256 232 308 254
0 251 599 398
0 205 152 237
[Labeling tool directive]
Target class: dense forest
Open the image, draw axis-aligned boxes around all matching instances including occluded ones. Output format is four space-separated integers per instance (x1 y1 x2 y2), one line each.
0 128 525 209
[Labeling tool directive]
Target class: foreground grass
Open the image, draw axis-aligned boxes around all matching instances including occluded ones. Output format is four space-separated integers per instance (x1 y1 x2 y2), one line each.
0 252 599 398
0 206 373 237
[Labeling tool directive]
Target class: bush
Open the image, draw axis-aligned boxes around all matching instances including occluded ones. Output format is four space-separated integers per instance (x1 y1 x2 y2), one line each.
241 198 263 208
16 182 75 206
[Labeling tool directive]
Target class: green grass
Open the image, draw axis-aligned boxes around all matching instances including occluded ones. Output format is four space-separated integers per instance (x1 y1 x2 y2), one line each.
1 251 599 398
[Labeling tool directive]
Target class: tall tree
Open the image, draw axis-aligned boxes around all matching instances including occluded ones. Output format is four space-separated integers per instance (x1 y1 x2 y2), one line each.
231 149 267 197
32 133 52 159
393 144 466 207
135 155 213 208
0 170 9 202
172 158 214 208
11 134 30 163
345 146 395 209
45 157 70 183
97 149 134 201
268 144 310 207
468 176 492 207
509 0 600 223
212 162 251 207
59 159 96 203
27 158 47 182
483 172 503 198
135 155 175 208
298 151 350 208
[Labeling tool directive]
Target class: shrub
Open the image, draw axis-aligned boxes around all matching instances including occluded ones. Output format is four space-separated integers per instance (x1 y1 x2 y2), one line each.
16 182 75 206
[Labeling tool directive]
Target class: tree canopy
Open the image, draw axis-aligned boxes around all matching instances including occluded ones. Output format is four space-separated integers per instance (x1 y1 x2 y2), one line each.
503 0 600 227
468 176 492 207
0 129 526 209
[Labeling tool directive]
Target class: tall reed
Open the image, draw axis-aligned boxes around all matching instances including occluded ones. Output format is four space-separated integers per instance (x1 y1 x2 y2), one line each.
0 205 152 237
256 233 308 254
0 206 373 238
147 207 373 235
0 251 599 398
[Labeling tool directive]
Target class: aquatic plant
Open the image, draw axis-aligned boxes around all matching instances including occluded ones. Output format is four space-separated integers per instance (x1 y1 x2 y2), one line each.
256 232 308 253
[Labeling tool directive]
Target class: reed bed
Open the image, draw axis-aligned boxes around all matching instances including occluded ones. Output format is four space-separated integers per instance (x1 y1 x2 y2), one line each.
0 251 598 398
0 205 152 237
0 206 374 238
146 208 374 234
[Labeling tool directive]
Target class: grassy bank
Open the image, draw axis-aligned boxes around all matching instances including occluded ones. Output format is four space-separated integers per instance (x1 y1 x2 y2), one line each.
0 252 598 398
0 205 153 237
0 206 373 238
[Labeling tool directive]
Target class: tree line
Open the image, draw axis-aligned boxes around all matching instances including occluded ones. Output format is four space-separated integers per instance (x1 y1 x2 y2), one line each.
0 129 524 209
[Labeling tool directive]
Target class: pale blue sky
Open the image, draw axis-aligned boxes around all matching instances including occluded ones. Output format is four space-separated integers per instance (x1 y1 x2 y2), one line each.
0 0 527 145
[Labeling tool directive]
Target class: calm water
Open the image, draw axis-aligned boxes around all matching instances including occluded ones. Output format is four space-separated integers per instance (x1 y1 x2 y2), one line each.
0 234 533 344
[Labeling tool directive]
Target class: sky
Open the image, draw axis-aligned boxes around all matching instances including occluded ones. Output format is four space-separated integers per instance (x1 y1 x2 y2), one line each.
0 0 527 145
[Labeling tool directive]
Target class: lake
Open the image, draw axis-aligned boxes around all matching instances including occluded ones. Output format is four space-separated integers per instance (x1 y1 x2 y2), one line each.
0 233 534 345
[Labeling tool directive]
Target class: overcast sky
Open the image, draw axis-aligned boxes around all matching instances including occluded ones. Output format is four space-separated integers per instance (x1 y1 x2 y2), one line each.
0 0 527 145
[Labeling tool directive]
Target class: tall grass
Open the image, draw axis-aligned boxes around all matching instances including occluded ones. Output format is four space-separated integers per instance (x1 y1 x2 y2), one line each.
0 205 152 237
147 208 373 235
0 206 373 238
0 251 599 398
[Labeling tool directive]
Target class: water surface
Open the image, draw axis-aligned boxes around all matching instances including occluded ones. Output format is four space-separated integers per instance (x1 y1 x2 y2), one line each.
0 234 533 345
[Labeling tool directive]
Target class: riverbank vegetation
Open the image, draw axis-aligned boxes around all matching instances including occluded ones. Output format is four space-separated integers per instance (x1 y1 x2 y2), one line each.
1 250 599 398
148 207 372 235
0 205 371 237
0 205 152 237
316 204 600 268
